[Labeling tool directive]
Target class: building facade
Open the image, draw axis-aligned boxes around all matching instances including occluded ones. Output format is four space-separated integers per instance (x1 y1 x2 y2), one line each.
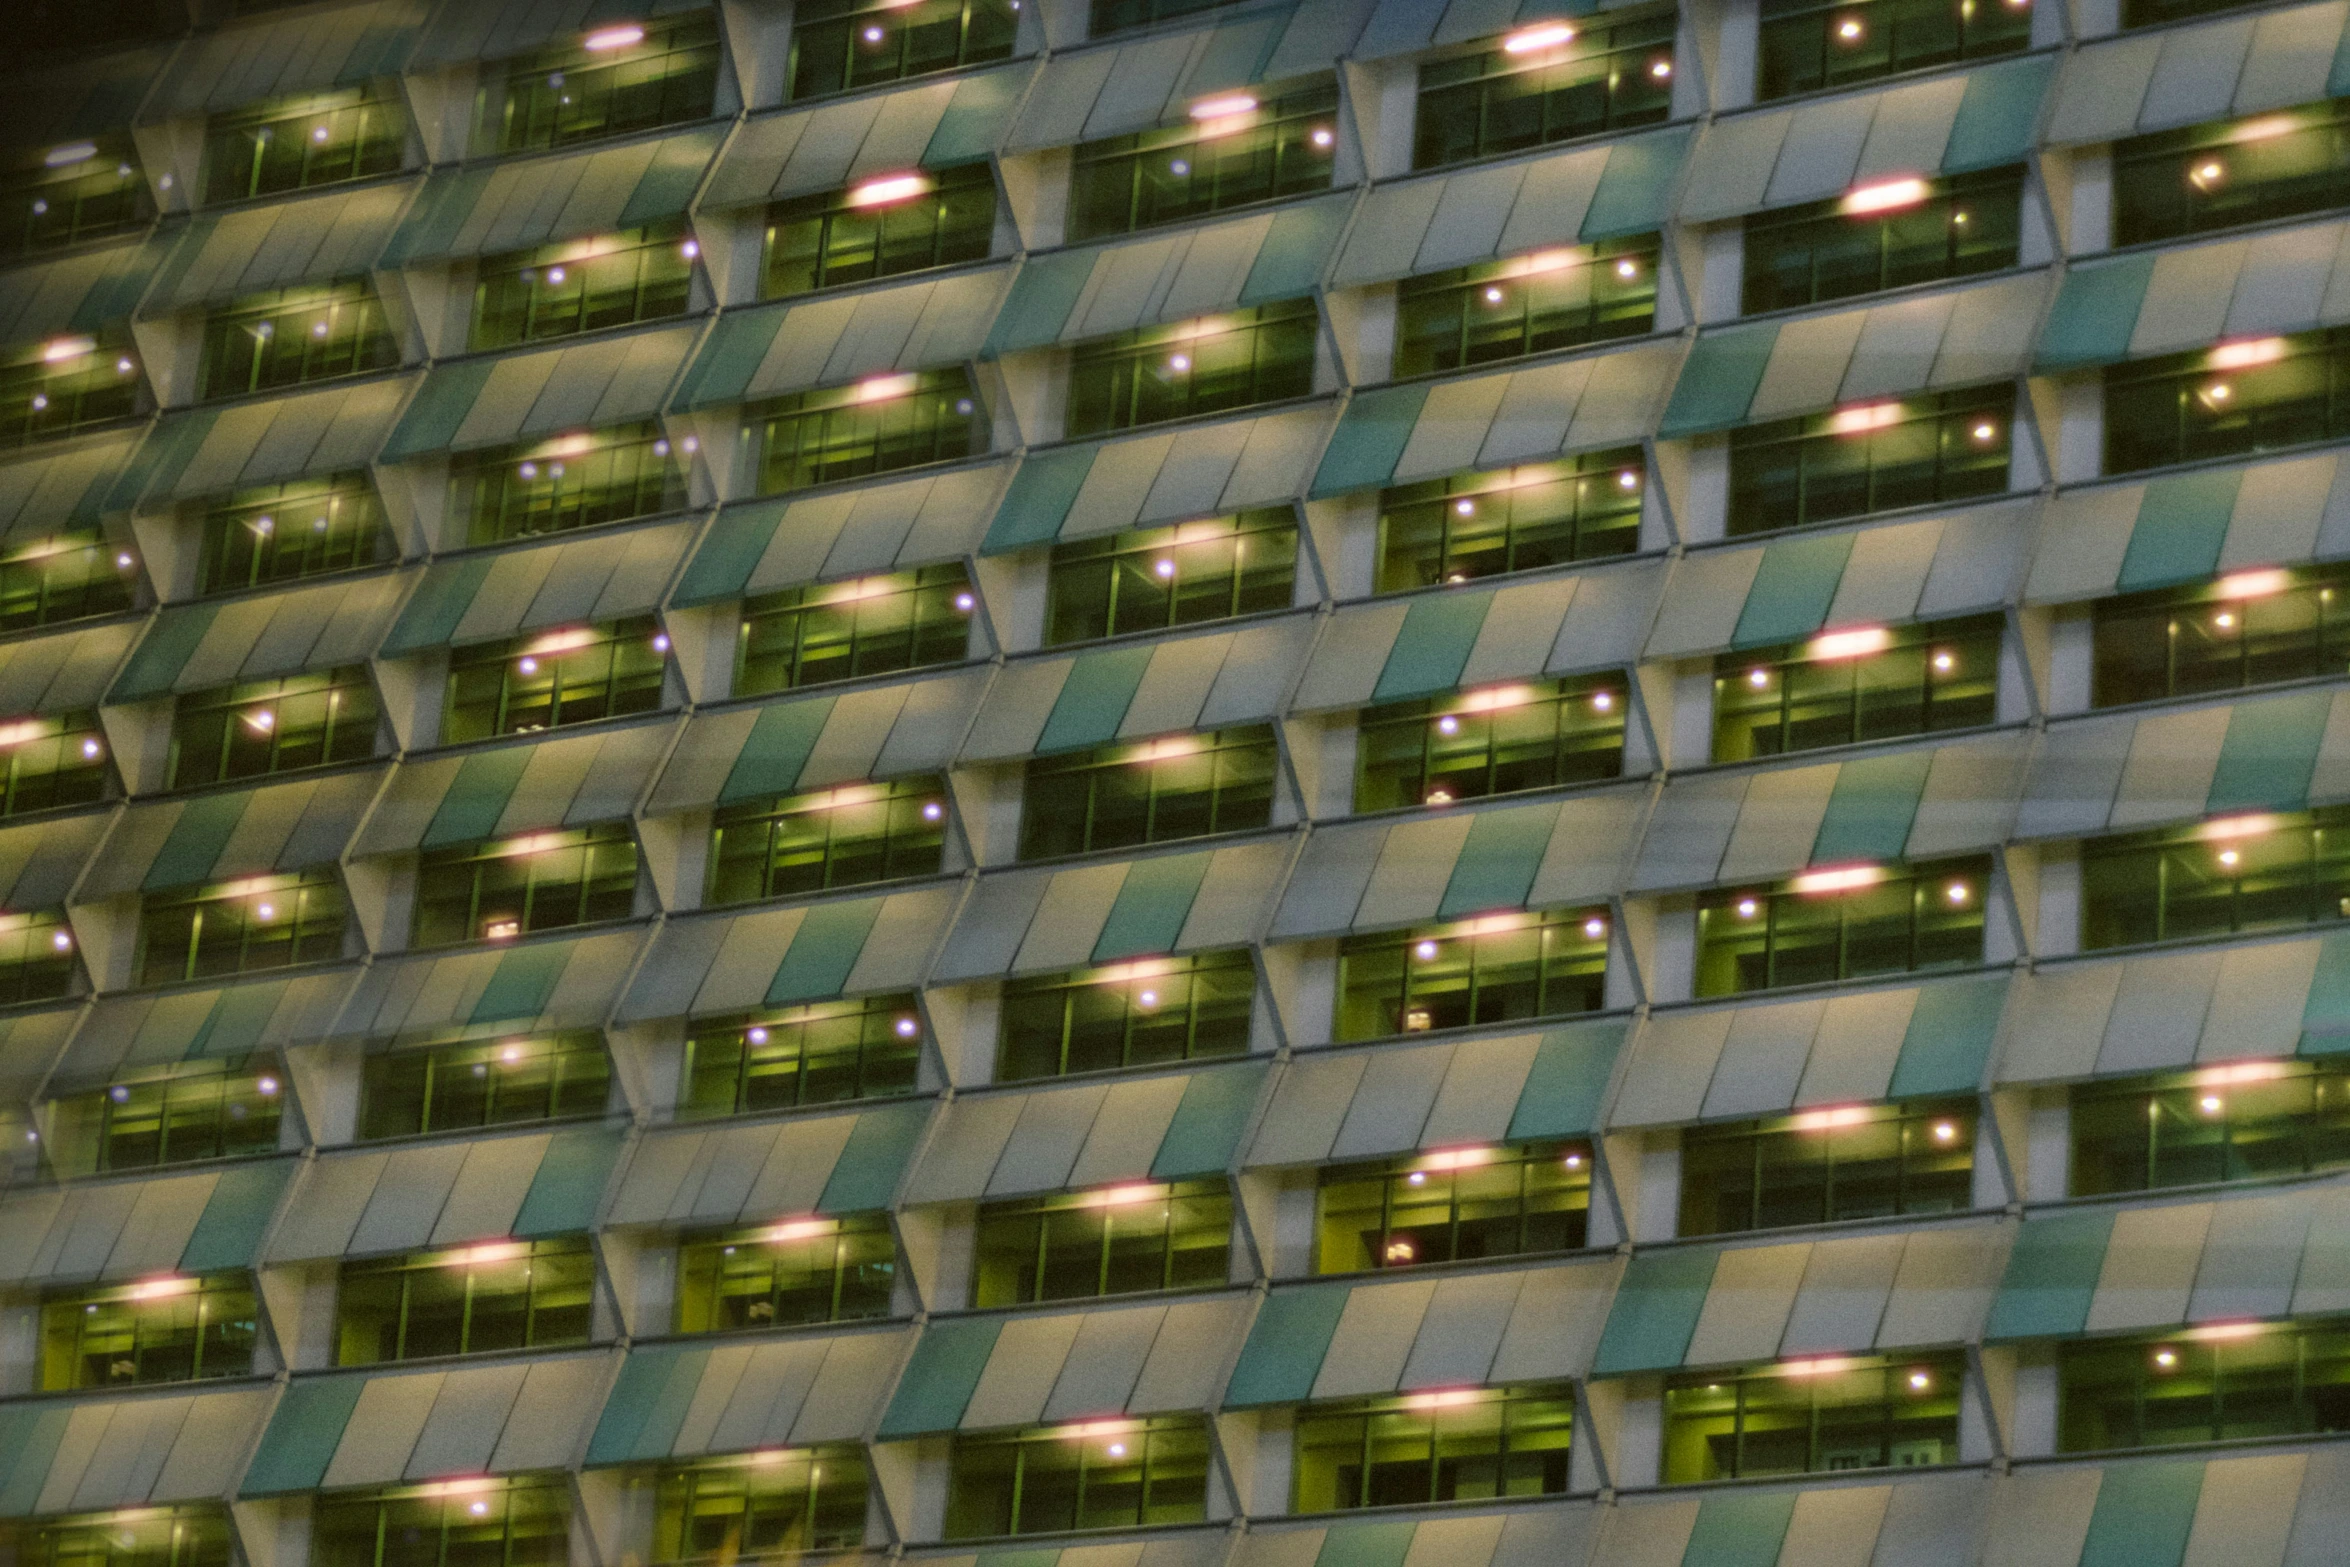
0 0 2347 1560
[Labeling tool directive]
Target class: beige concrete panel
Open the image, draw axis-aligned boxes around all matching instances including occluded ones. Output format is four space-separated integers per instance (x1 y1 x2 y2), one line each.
1309 1277 1439 1397
1685 1242 1811 1366
2085 1201 2215 1331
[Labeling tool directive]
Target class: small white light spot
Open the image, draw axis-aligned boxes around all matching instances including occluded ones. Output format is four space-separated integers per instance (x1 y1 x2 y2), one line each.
1436 715 1460 735
1170 159 1191 177
1154 559 1176 579
864 24 885 40
1414 940 1439 960
681 239 700 259
257 1075 279 1095
1169 353 1192 372
896 1016 920 1037
953 592 975 611
1310 128 1333 148
1593 692 1612 711
518 657 539 675
1615 259 1638 278
652 634 670 652
1736 898 1758 918
1584 918 1604 938
747 1026 770 1044
921 802 943 822
1137 989 1158 1008
255 903 274 921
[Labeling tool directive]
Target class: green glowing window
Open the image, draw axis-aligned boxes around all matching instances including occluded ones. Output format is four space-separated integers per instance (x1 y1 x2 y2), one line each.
2104 328 2350 478
471 222 696 350
945 1416 1209 1538
787 0 1017 102
2116 104 2350 245
2059 1320 2350 1451
168 667 380 788
1020 725 1276 859
0 711 108 816
46 1057 284 1174
137 870 348 985
1375 450 1644 593
973 1179 1231 1307
653 1448 871 1561
0 531 137 632
680 995 925 1116
6 135 151 254
1413 10 1676 171
200 86 405 204
1679 1099 1976 1236
195 280 398 402
1743 166 2024 314
1712 614 2001 762
2081 805 2350 952
1316 1142 1591 1272
1044 508 1297 644
676 1215 896 1332
708 776 947 903
1337 908 1609 1042
0 332 143 447
1293 1383 1574 1510
412 822 640 948
1663 1353 1964 1480
1758 0 2028 102
997 949 1254 1082
2094 566 2350 708
1068 81 1338 243
2070 1060 2350 1198
1728 385 2013 535
452 422 691 546
1394 237 1659 377
1067 299 1319 437
764 162 996 298
487 13 723 153
444 617 668 743
39 1272 257 1390
8 1506 232 1567
195 472 391 592
0 907 81 1008
358 1031 612 1140
335 1238 594 1365
750 370 988 494
1696 858 1988 996
315 1477 571 1567
1354 674 1627 813
736 565 975 694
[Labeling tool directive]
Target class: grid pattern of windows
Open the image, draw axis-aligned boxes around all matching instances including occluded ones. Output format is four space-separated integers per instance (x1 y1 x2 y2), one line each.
765 162 996 298
1293 1384 1574 1511
751 370 986 493
195 472 390 591
168 667 379 787
2081 805 2350 951
1354 674 1626 812
471 222 696 350
1394 237 1659 377
2115 102 2350 246
335 1238 594 1364
8 1507 231 1567
1066 299 1319 436
1337 908 1608 1041
2071 1062 2350 1197
1316 1143 1591 1271
1020 725 1276 859
653 1450 870 1562
452 424 691 545
676 1216 896 1332
0 711 108 816
1696 858 1988 996
315 1478 570 1567
200 87 405 204
680 996 925 1115
359 1032 611 1141
709 776 947 902
1068 82 1338 242
1728 385 2014 534
0 908 81 1007
1664 1354 1965 1480
444 617 667 743
137 871 347 985
973 1180 1231 1306
488 13 722 153
6 137 150 254
788 0 1016 100
412 823 639 948
1045 509 1297 644
2094 568 2350 706
195 281 398 402
1 334 143 446
59 1058 285 1174
736 565 973 693
0 532 137 632
1375 452 1645 591
39 1272 257 1389
2105 328 2350 477
1743 167 2025 314
1680 1100 1977 1236
998 950 1254 1081
2060 1323 2350 1451
1758 0 2030 102
1711 615 2002 762
945 1417 1209 1538
1414 10 1677 169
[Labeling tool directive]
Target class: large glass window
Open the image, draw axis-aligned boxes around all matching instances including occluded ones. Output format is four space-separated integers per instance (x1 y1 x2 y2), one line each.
1743 166 2025 314
1316 1142 1591 1272
765 162 996 298
944 1416 1210 1538
39 1271 258 1389
1663 1353 1965 1480
2104 329 2350 477
315 1477 570 1567
2080 806 2350 951
359 1032 611 1141
1376 451 1645 592
1045 508 1296 644
1354 674 1626 813
1293 1383 1574 1511
751 369 987 493
1712 615 2001 762
168 667 380 787
1337 908 1608 1042
708 777 947 903
1066 299 1319 437
452 423 691 546
973 1179 1231 1306
2059 1320 2350 1451
1 332 143 446
412 823 640 948
6 135 151 255
1069 81 1338 243
47 1057 284 1174
0 907 81 1006
201 86 405 204
2115 101 2350 247
1758 0 2029 102
2094 567 2350 707
676 1215 896 1332
336 1238 594 1364
1696 858 1988 996
0 711 108 815
195 280 398 401
735 565 975 693
681 995 925 1116
0 531 137 631
4 1506 232 1567
788 0 1017 101
1728 385 2014 535
195 471 390 592
653 1449 870 1562
1394 238 1659 378
471 222 696 350
138 870 348 985
998 949 1254 1082
2071 1061 2350 1197
1020 725 1276 859
1414 11 1677 170
444 617 668 743
488 12 722 153
1680 1099 1975 1236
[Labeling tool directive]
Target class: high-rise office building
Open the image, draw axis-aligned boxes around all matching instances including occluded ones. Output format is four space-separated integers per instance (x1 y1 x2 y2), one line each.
0 0 2346 1560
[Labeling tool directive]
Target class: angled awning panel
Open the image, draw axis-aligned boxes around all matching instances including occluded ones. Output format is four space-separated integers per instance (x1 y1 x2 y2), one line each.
587 1328 908 1462
50 970 358 1092
411 0 715 68
149 0 428 118
334 927 647 1041
617 884 959 1022
0 236 163 347
382 518 694 655
0 434 139 540
603 1102 926 1227
2026 450 2350 606
0 619 137 715
0 1385 273 1517
914 1295 1246 1435
673 463 1007 606
681 266 1009 407
382 324 697 461
2037 217 2350 374
0 811 106 911
353 719 672 857
108 374 417 509
147 179 418 312
909 1068 1207 1202
1673 1221 2009 1368
386 127 725 267
82 769 379 898
2044 1 2350 147
109 568 412 701
703 64 1032 209
1004 402 1336 545
1004 4 1298 153
3 44 170 147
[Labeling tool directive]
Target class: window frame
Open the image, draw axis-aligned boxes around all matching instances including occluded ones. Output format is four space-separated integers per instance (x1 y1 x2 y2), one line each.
785 0 1019 103
2056 1319 2350 1452
194 470 392 592
1726 384 2016 536
136 869 349 986
199 84 407 206
1374 450 1647 592
167 665 381 788
1695 856 1991 996
679 994 927 1117
1290 1381 1577 1512
1043 507 1299 645
194 279 400 402
1392 235 1662 378
332 1237 597 1365
1314 1141 1594 1273
2067 1058 2350 1198
1677 1097 1978 1237
1336 907 1612 1042
1411 8 1679 171
1065 297 1321 438
1740 164 2027 315
487 11 725 154
2079 803 2350 953
469 220 698 351
2102 327 2350 479
971 1178 1234 1307
410 822 642 949
652 1446 872 1562
1066 80 1340 243
763 160 999 299
1353 672 1629 814
1661 1351 1967 1481
707 775 949 904
1710 613 2004 763
996 948 1256 1082
39 1270 259 1390
357 1031 613 1141
1017 723 1279 860
943 1414 1212 1538
750 369 989 494
442 616 669 744
1755 0 2032 103
674 1214 898 1333
735 563 976 694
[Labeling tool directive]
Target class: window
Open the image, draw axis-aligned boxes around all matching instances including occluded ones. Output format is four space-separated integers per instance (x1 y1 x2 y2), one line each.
1375 450 1645 592
1758 0 2029 102
452 423 691 546
1354 674 1627 813
6 135 150 254
1712 614 2001 763
138 870 348 985
765 162 996 298
5 1506 231 1567
445 618 667 744
681 996 925 1116
1680 1100 1975 1236
708 776 948 903
1696 858 1988 996
195 280 398 401
0 711 108 815
200 86 405 204
1068 299 1319 437
735 565 975 694
2081 806 2350 951
1337 908 1609 1042
1020 725 1276 859
315 1477 570 1567
0 907 81 1006
1663 1353 1964 1480
1089 0 1243 36
676 1215 896 1331
1068 81 1338 243
653 1449 871 1562
1293 1383 1574 1511
39 1272 257 1389
972 1180 1231 1306
787 0 1017 101
488 12 722 153
412 823 640 948
1 332 143 446
1044 509 1296 644
2094 567 2350 707
358 1032 612 1140
1394 237 1659 378
1413 10 1677 171
2059 1321 2350 1451
998 949 1254 1082
944 1416 1209 1538
335 1238 593 1364
168 667 380 787
0 531 137 631
2104 329 2350 478
2121 0 2269 28
45 1058 283 1174
750 369 987 493
195 471 390 592
1743 166 2025 314
1728 385 2013 535
471 222 697 350
2070 1061 2350 1197
1316 1142 1591 1271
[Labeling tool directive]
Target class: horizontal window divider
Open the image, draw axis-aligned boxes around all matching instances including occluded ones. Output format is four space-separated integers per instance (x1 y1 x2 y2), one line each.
1370 325 1684 396
921 1280 1255 1323
1727 259 2049 330
1694 483 2039 545
1638 961 2018 1015
1320 776 1653 829
2013 1165 2350 1217
1610 1457 1989 1493
1663 719 2023 781
658 1084 939 1131
1284 1003 1640 1057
